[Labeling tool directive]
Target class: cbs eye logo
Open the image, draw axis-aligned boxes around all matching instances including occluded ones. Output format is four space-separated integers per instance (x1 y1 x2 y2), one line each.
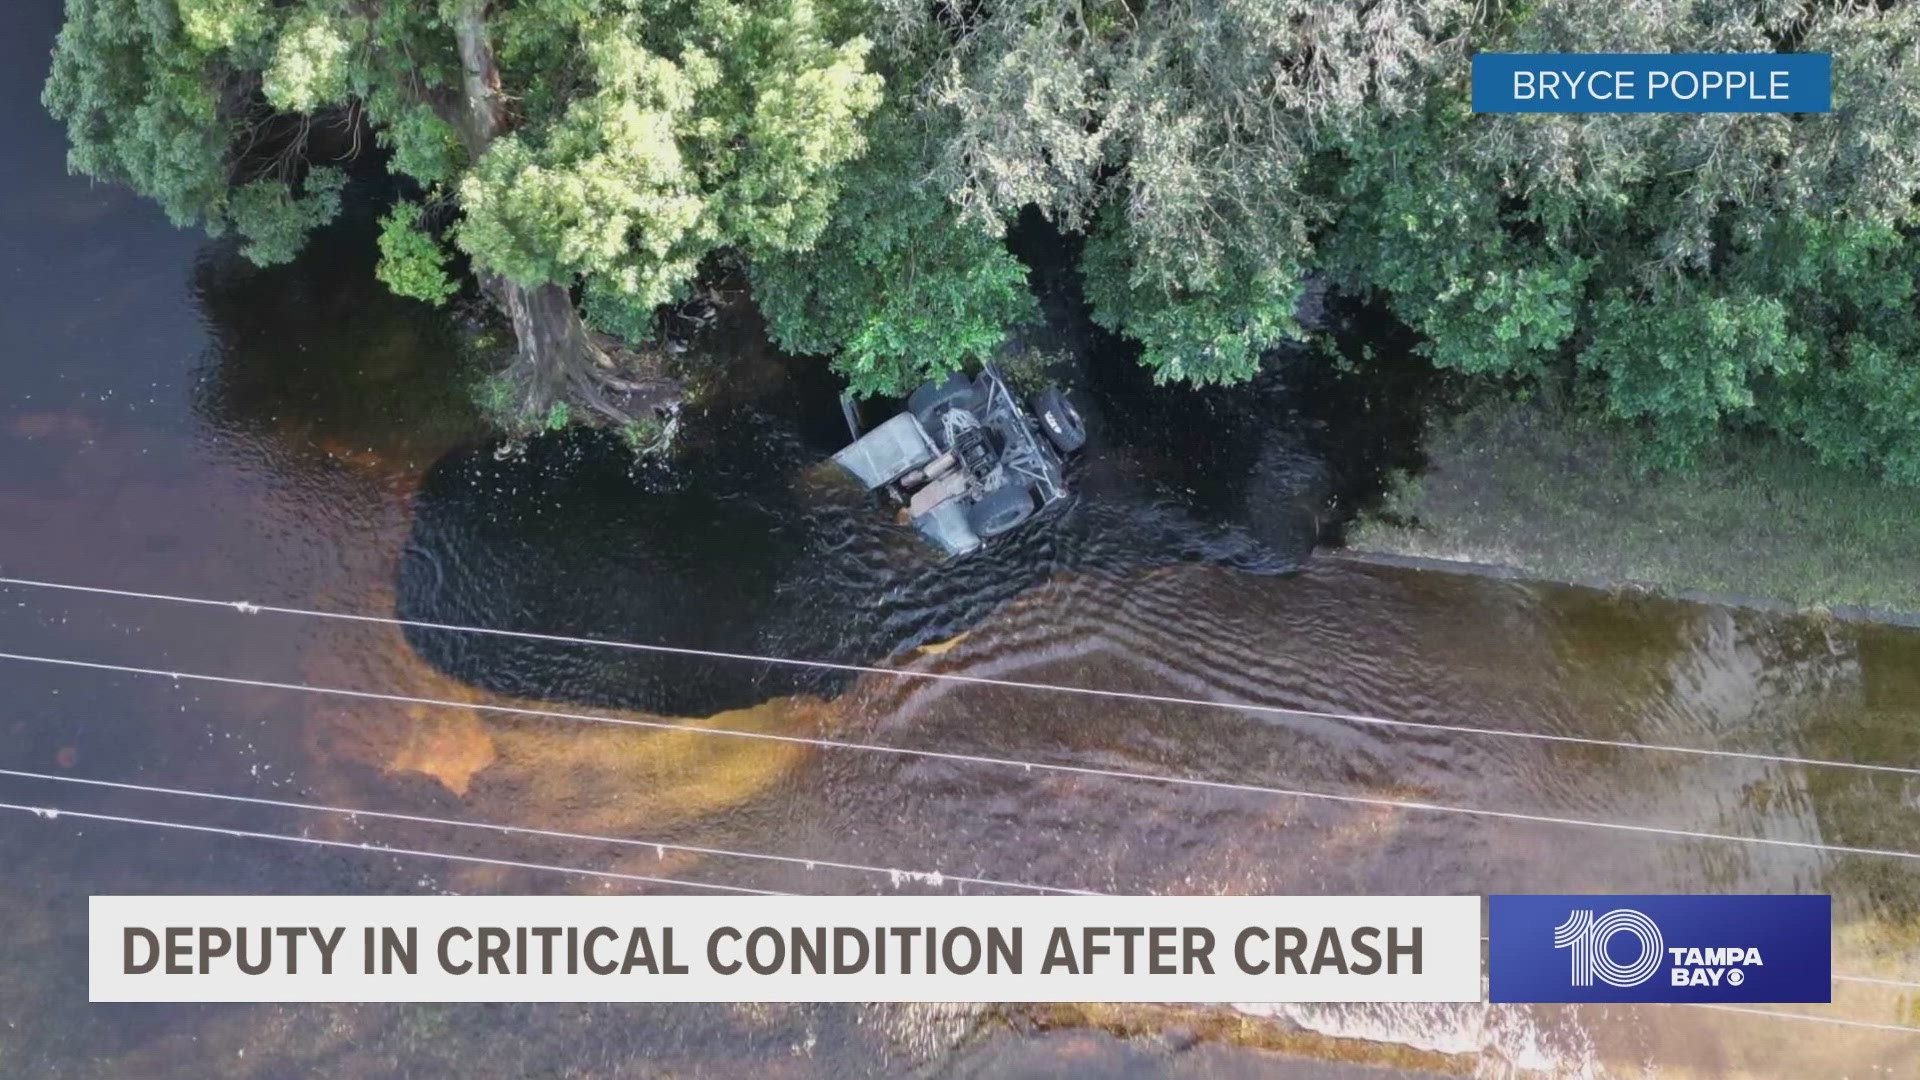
1552 909 1664 988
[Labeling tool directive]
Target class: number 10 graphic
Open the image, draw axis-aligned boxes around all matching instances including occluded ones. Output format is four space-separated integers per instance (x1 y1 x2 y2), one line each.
1553 909 1665 988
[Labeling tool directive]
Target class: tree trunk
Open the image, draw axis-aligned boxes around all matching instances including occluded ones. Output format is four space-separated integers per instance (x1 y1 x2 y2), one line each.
450 0 504 156
449 0 680 432
498 278 599 419
495 278 681 425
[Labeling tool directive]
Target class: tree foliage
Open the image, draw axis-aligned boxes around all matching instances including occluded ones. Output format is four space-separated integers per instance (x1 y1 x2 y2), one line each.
748 111 1035 396
874 0 1920 482
1306 1 1920 478
456 1 882 339
374 200 458 304
43 0 342 260
45 0 882 428
869 0 1468 382
45 0 1920 478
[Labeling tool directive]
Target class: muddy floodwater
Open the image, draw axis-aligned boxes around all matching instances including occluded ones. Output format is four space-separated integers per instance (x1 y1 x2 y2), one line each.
6 3 1920 1076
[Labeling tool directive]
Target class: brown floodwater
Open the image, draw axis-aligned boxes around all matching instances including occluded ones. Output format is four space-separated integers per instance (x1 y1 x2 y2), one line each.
5 2 1920 1076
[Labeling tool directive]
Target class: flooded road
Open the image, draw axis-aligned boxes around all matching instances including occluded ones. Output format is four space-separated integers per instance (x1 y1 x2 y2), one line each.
5 2 1920 1076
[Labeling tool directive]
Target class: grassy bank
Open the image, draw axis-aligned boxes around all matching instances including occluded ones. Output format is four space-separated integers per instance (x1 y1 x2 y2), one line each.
1346 400 1920 616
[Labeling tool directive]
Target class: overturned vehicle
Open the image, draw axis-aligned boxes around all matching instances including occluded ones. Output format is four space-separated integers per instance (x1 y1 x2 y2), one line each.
832 366 1086 556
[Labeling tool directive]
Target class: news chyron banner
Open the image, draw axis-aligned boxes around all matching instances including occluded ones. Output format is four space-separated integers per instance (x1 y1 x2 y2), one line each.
92 895 1482 1003
91 894 1834 1003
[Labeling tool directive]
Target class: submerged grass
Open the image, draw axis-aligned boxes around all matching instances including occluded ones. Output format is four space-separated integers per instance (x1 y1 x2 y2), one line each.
1003 1003 1478 1075
1348 399 1920 615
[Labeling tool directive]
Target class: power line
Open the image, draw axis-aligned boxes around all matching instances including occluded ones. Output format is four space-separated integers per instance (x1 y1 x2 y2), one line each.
3 575 1915 779
0 800 776 894
0 766 1088 895
1681 1002 1920 1035
7 580 1918 1003
1835 973 1920 990
5 649 1919 865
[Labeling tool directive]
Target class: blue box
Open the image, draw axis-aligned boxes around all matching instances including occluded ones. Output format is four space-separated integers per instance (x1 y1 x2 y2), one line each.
1489 895 1831 1003
1473 54 1831 113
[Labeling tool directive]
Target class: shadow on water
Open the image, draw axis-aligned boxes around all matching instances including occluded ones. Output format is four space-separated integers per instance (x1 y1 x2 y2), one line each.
1010 206 1442 540
172 178 1439 722
394 269 1437 718
189 178 483 474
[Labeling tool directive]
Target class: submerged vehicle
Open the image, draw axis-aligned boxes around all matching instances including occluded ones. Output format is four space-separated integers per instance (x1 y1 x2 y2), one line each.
832 365 1087 556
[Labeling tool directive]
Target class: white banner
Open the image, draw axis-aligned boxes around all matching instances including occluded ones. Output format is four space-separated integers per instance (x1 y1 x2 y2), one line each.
91 895 1482 1003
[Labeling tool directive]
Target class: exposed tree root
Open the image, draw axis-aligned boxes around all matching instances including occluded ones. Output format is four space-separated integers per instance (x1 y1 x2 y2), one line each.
485 276 685 437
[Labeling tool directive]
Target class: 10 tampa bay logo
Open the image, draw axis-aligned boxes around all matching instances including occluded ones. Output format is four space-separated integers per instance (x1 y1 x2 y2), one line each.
1489 895 1830 1003
1553 907 1766 989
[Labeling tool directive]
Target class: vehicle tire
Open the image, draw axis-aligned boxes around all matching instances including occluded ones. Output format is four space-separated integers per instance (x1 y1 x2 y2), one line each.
907 371 978 446
1031 387 1087 453
967 483 1036 538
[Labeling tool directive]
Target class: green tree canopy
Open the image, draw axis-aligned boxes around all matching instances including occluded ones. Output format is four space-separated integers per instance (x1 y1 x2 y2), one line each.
874 0 1920 480
46 0 882 429
46 0 1920 480
747 110 1036 397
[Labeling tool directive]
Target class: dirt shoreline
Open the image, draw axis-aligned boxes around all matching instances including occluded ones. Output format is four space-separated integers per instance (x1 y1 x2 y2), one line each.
1323 549 1920 630
1343 400 1920 628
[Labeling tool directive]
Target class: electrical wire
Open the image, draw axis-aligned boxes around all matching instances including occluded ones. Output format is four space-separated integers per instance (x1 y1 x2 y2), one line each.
0 800 777 894
6 577 1918 1018
1680 1002 1920 1035
4 574 1916 779
4 649 1919 865
0 766 1089 895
